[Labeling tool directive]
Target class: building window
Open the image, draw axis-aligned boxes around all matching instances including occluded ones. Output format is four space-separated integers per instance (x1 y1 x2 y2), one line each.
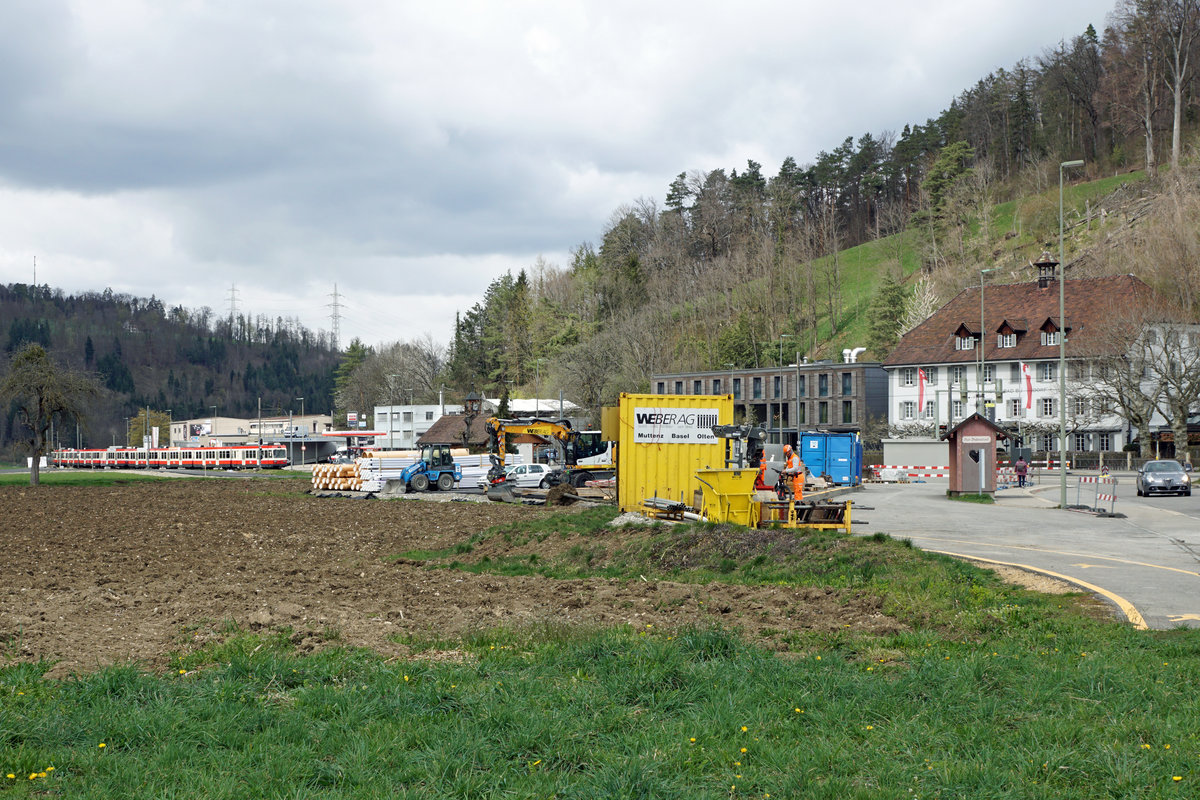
1074 433 1089 451
403 412 413 423
1040 398 1055 418
1041 330 1060 346
900 401 915 420
841 372 853 394
1069 362 1088 381
951 365 967 384
1144 329 1158 345
819 401 829 424
674 381 683 394
819 374 830 396
656 382 665 394
693 379 702 394
1099 433 1112 451
843 401 854 423
733 378 741 400
982 364 995 382
923 367 938 385
752 377 762 399
923 401 935 419
1041 434 1056 452
1038 362 1056 382
998 333 1016 348
712 378 722 394
797 403 806 424
1010 363 1021 382
798 375 806 397
425 411 434 421
1008 398 1021 417
952 400 963 419
901 368 916 387
773 375 781 398
1073 397 1087 416
956 336 976 350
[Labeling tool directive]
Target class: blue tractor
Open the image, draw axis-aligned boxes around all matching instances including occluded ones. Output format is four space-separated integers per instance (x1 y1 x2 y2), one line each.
398 443 462 492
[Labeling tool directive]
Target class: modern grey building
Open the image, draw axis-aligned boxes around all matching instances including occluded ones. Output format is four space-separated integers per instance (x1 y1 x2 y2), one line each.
651 355 888 445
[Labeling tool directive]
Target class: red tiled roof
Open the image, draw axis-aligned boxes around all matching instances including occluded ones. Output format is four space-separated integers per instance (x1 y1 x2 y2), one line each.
883 274 1159 367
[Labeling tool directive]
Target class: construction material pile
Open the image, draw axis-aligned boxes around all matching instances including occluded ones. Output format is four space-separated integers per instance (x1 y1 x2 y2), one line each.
311 462 362 491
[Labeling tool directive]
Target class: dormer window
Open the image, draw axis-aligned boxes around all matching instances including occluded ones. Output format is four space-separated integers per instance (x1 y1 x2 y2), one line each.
1040 331 1060 346
955 336 976 350
998 333 1016 348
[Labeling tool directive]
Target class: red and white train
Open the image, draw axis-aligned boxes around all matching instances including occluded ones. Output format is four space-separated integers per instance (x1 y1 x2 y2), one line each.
50 445 290 470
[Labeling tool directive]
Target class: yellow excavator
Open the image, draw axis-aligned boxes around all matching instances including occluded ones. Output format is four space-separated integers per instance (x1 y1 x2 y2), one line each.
483 416 579 502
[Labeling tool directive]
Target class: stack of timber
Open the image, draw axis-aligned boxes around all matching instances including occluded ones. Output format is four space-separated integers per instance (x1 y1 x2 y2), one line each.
311 462 362 491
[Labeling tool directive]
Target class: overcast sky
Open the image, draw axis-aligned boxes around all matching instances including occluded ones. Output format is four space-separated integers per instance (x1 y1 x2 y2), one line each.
1 0 1115 350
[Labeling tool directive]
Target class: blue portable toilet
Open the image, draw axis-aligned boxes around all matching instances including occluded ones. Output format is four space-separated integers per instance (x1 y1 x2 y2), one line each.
799 432 863 486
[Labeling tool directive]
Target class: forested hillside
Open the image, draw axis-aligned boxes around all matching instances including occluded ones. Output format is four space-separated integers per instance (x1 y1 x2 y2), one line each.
426 3 1200 418
1 284 338 452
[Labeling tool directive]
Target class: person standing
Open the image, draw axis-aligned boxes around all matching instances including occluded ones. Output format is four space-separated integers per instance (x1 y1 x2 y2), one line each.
783 444 805 501
1014 455 1028 488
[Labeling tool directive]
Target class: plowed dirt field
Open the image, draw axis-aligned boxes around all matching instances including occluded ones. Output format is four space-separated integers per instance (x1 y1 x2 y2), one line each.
1 477 906 678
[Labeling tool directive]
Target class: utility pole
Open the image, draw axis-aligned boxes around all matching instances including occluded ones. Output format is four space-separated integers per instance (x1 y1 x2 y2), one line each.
328 283 343 352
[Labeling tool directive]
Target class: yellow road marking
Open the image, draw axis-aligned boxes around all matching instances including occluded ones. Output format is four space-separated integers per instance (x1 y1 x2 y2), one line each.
1070 563 1115 569
1167 614 1200 623
914 536 1200 579
930 550 1148 630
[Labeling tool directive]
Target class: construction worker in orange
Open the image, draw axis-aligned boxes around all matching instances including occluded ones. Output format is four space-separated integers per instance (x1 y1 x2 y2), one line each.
757 452 768 489
783 444 805 501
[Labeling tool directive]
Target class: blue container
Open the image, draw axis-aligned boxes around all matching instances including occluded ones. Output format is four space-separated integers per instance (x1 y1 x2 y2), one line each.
799 432 862 486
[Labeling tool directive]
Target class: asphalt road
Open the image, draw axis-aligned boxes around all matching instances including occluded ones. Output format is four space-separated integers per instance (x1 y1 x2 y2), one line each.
854 473 1200 630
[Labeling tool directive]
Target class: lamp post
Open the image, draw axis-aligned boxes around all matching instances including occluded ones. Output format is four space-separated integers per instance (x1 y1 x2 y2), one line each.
295 397 305 465
1059 159 1084 509
725 362 735 420
533 359 545 418
779 334 793 445
979 268 996 417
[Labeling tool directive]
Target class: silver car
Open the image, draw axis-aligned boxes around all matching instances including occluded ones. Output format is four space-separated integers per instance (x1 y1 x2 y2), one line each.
1136 459 1192 497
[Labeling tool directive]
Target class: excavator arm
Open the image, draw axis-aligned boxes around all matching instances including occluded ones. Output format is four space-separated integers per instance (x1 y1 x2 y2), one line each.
484 417 578 484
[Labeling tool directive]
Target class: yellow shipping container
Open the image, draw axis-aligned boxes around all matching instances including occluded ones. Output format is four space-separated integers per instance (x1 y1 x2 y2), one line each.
615 393 733 512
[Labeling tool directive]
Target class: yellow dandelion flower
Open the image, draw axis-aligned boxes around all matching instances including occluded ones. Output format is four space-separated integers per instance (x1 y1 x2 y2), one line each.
37 772 46 778
404 675 409 682
794 708 802 713
6 774 15 779
734 761 741 766
736 773 742 778
816 655 821 660
741 747 747 753
45 767 53 772
690 738 696 743
1142 744 1152 749
98 743 106 748
179 669 187 674
29 774 37 780
867 667 873 671
1165 745 1171 749
1174 776 1182 782
741 726 748 732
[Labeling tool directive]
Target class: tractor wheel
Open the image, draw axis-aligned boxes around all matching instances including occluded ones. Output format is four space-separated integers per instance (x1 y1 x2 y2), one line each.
411 473 430 492
571 471 593 488
437 473 454 491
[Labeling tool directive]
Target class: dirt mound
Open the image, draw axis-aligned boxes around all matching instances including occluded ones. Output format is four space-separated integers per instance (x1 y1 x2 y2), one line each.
0 479 902 678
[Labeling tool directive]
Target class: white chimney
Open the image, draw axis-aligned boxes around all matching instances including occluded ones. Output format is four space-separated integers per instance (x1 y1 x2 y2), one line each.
842 348 852 363
849 347 867 363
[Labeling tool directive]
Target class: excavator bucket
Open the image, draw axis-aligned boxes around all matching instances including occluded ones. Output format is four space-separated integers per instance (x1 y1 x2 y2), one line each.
486 481 519 503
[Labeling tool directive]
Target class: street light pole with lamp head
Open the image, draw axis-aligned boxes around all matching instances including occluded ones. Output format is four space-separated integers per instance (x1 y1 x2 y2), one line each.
1059 159 1085 509
779 334 794 444
979 268 996 417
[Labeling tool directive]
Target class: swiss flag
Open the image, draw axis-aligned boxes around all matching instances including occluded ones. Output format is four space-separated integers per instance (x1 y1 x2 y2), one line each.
917 367 927 411
1021 362 1033 409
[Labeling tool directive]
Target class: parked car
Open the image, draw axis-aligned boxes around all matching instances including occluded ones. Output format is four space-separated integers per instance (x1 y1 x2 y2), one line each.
1136 460 1192 496
505 463 556 489
476 464 517 489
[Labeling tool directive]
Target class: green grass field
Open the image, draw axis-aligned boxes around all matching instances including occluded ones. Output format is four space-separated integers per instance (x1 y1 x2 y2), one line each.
5 505 1200 798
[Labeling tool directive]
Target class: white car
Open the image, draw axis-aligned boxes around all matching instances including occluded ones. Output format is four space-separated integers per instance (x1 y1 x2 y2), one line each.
506 463 557 488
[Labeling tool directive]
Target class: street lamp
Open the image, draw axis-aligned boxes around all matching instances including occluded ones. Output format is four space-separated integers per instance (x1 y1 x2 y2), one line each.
725 362 735 420
533 358 545 417
1059 159 1085 509
979 268 996 417
295 397 305 465
779 334 794 444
